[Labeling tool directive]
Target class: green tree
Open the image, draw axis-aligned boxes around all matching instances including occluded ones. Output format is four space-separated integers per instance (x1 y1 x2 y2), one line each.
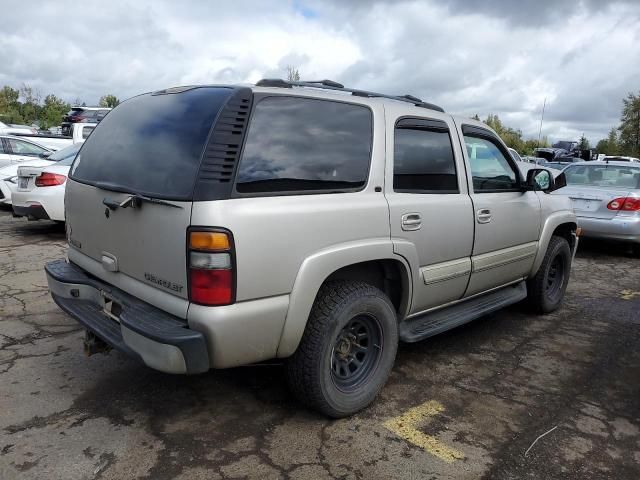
19 83 42 125
286 65 301 82
595 128 620 154
619 91 640 157
0 86 24 124
99 94 120 108
578 134 590 150
471 114 480 121
41 94 70 129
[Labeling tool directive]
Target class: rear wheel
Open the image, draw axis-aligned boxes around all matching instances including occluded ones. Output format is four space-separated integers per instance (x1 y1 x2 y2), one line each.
286 281 398 418
527 235 572 313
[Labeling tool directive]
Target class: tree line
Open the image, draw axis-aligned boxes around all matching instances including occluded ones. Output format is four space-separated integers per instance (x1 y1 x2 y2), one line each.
479 91 640 158
594 92 640 157
0 84 120 130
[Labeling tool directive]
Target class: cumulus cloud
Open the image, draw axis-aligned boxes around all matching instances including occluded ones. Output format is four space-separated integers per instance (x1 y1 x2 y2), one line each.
0 0 638 143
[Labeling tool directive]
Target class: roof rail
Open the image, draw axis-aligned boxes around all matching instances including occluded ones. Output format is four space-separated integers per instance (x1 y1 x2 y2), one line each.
255 78 445 113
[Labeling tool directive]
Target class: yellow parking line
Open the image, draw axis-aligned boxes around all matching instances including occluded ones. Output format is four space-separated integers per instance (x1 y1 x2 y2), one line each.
620 290 640 300
383 400 465 463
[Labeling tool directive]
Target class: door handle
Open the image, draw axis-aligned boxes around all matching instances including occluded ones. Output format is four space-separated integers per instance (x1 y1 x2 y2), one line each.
401 213 422 231
476 208 492 224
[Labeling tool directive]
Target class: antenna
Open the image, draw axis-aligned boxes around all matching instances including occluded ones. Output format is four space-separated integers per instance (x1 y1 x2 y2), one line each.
537 97 547 148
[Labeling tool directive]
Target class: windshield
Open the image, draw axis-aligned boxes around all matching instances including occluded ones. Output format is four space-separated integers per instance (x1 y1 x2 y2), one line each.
69 87 233 200
48 143 82 162
564 164 640 189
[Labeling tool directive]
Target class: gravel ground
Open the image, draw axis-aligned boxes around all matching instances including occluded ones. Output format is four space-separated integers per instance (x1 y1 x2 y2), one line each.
1 209 638 480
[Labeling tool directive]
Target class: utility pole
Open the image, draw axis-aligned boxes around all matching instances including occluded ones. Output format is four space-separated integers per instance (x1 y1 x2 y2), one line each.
537 97 547 148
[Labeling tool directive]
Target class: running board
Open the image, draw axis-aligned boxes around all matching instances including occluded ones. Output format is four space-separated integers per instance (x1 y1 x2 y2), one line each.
400 281 527 343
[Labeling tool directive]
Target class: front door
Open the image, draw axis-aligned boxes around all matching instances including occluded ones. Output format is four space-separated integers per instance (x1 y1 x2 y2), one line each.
457 124 541 296
385 107 474 314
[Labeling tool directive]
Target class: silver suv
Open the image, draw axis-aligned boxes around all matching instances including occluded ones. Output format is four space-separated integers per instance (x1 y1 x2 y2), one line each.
45 80 578 417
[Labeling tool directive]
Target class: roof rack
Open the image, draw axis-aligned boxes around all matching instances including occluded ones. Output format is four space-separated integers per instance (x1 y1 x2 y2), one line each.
255 78 445 113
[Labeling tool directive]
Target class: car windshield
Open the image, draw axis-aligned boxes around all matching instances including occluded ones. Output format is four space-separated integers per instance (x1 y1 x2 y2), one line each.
48 143 82 162
564 164 640 189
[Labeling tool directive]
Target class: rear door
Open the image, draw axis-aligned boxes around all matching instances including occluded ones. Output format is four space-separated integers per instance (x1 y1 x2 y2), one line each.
65 86 237 318
457 124 541 296
385 105 474 314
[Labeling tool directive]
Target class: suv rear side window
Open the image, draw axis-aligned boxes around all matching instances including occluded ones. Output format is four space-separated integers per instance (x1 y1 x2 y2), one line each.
393 123 458 193
235 96 372 194
70 87 233 200
464 135 519 191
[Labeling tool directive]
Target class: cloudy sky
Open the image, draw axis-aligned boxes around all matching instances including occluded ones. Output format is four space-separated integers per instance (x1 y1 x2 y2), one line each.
2 0 639 144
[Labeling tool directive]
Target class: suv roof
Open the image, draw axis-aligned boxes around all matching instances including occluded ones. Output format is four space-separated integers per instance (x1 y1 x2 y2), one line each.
253 79 445 113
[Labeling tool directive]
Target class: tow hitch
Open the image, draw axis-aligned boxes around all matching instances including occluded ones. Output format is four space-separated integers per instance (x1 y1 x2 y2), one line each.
84 330 112 356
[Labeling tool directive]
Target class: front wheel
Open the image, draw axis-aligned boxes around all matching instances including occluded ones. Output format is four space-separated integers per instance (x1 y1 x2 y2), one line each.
286 281 398 418
527 235 572 314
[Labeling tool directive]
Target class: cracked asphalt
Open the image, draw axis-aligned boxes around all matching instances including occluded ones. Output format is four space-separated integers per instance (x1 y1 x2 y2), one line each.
0 208 639 479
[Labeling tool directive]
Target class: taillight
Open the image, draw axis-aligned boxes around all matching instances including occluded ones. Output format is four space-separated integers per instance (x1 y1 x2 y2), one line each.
188 230 234 306
35 172 67 187
607 197 640 211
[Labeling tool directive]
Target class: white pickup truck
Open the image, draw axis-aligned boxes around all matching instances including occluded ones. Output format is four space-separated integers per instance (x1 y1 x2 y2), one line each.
12 123 96 151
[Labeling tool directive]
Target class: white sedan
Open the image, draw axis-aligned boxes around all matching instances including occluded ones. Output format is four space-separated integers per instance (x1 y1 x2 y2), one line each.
0 143 81 206
11 144 80 222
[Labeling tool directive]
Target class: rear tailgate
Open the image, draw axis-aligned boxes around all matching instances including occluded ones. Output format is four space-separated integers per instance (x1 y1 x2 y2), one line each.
65 86 240 318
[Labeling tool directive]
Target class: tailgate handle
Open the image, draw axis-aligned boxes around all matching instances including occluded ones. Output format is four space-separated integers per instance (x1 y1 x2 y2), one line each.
103 198 124 211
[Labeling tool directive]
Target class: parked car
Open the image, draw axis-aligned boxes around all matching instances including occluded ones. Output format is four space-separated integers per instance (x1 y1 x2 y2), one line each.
553 161 640 248
6 143 81 209
0 158 54 206
44 80 578 417
0 121 38 135
602 155 639 163
61 107 110 135
12 123 96 151
0 135 53 168
541 161 572 171
12 143 81 221
508 147 523 162
9 124 39 134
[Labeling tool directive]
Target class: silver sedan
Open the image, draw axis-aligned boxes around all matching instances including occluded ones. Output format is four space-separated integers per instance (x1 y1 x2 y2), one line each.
553 161 640 245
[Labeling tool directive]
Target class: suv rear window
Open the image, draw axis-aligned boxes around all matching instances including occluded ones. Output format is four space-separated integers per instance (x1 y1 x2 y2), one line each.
70 87 233 200
235 96 372 194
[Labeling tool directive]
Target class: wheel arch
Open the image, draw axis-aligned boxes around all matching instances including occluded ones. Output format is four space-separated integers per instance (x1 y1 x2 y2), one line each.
530 211 577 276
276 239 412 358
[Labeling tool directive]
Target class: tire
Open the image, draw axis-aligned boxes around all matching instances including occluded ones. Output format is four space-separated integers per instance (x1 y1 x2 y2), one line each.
286 281 398 418
527 235 572 314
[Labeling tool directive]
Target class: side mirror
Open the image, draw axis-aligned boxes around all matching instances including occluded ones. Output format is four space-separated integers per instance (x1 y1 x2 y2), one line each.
526 168 555 192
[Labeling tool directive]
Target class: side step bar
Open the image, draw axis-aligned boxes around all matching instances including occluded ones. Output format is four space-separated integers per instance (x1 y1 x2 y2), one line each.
400 281 527 343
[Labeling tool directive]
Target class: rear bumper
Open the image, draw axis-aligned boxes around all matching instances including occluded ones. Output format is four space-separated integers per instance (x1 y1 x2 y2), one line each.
13 204 50 220
577 215 640 243
45 259 210 374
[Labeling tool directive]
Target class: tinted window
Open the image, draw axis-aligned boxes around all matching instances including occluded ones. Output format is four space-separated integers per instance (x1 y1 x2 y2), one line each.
564 164 640 188
235 96 372 194
464 136 519 191
7 139 49 156
70 87 233 200
0 140 6 154
394 127 457 192
68 108 84 116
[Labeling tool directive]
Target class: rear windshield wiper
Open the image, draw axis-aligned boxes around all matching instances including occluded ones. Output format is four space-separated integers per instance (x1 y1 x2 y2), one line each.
103 193 182 211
